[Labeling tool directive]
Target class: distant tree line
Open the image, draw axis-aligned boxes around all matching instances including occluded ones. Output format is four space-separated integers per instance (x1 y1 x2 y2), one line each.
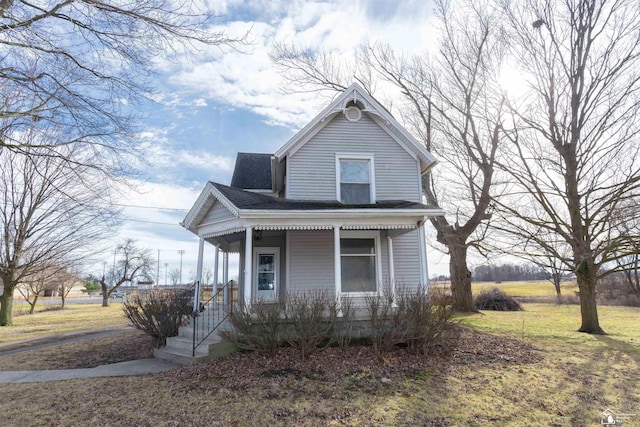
473 263 569 283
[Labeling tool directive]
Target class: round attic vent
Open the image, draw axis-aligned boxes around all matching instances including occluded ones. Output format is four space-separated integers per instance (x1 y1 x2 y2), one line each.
345 105 362 122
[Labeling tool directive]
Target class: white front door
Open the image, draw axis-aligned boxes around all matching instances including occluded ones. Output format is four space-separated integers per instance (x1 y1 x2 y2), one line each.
254 247 279 302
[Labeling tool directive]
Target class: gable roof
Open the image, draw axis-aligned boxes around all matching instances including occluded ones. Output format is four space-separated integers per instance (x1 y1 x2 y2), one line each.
230 153 272 190
274 83 438 172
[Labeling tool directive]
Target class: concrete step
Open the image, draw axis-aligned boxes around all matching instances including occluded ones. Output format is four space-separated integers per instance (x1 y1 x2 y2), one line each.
154 339 237 366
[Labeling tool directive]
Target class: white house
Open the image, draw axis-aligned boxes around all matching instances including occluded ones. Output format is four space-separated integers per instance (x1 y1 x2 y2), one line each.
182 83 444 308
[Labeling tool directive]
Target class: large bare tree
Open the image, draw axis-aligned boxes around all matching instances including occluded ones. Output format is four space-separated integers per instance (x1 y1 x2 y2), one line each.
497 0 640 333
0 139 117 325
100 239 154 307
0 0 245 171
271 0 507 311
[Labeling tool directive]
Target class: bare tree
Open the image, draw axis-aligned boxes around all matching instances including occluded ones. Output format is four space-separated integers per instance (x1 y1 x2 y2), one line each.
168 268 181 286
271 0 508 312
55 264 81 308
0 141 117 326
498 0 640 333
100 239 154 307
17 267 57 314
0 0 246 173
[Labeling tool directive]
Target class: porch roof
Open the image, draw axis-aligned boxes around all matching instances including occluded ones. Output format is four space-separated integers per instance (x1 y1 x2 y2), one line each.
182 182 444 240
212 182 435 211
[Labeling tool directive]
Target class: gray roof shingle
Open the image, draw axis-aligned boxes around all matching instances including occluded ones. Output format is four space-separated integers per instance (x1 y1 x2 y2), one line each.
230 153 272 190
212 182 435 211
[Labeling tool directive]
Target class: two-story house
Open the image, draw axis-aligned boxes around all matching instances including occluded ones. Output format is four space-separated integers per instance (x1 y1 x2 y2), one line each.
182 83 443 310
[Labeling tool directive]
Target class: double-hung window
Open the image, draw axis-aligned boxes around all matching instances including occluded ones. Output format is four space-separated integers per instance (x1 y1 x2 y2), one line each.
340 231 380 294
336 154 375 204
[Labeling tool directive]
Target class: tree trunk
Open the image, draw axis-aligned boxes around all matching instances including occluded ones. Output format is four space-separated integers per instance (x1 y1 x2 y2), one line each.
61 294 66 309
29 295 38 314
0 288 14 326
576 269 604 334
553 273 562 304
101 282 110 307
449 240 477 312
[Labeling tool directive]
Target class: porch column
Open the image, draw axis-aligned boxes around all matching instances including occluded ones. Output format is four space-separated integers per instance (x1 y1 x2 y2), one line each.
244 226 253 307
387 235 397 306
421 222 430 297
333 225 342 314
222 251 229 305
194 237 205 313
213 244 219 309
417 221 428 295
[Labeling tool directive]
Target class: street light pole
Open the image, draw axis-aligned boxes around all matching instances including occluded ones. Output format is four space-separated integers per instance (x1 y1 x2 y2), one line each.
177 250 185 285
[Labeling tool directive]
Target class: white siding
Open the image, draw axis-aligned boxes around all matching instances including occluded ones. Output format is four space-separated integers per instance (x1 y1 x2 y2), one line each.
200 201 234 224
288 114 420 202
288 230 335 292
391 230 422 289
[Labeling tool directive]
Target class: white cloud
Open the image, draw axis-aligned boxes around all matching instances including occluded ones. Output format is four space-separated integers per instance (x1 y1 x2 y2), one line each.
157 1 438 130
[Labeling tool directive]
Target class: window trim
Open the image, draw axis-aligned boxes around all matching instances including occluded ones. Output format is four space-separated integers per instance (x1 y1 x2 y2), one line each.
335 153 376 204
339 230 382 296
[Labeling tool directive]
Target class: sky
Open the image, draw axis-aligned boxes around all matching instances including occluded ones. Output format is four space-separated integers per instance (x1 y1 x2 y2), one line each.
101 0 457 284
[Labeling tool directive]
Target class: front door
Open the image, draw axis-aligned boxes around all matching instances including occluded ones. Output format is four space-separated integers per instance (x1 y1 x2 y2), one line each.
254 247 279 302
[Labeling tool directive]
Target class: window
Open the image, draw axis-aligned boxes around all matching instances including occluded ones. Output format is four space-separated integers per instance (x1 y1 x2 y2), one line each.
340 233 379 294
336 155 375 204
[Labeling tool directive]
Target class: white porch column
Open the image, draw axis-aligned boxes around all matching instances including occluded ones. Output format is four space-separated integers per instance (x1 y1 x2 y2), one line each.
194 237 205 313
222 251 229 305
421 222 430 298
213 244 219 309
333 225 342 314
417 221 428 295
387 235 397 306
244 226 253 307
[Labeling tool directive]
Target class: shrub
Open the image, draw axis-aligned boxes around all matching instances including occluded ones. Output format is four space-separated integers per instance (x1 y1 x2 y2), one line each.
222 300 284 354
284 291 339 359
474 288 523 311
366 289 455 358
122 290 192 347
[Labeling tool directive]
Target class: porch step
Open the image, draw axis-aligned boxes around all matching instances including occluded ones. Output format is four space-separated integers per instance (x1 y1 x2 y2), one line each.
153 321 237 366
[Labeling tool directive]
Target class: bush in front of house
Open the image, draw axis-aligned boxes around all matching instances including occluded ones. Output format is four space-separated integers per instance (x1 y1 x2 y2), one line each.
474 287 523 311
222 299 283 354
123 289 192 347
367 289 456 359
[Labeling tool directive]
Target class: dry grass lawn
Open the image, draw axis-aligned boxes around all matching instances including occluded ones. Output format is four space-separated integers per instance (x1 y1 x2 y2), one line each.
0 303 638 426
1 304 128 345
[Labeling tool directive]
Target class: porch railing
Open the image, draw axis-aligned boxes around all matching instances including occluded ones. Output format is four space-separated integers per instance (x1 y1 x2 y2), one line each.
191 280 234 357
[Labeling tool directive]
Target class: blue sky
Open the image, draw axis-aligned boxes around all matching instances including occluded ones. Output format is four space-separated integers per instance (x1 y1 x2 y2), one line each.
101 0 454 282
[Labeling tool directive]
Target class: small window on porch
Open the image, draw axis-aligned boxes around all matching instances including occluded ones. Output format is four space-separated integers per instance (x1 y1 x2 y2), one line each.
340 237 377 293
336 154 375 204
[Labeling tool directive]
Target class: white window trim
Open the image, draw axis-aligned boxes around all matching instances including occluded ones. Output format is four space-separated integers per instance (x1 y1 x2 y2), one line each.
339 230 382 297
253 247 280 303
335 153 376 204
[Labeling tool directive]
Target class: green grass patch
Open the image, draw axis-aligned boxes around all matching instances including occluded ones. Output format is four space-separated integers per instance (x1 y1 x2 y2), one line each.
472 281 579 297
1 304 128 344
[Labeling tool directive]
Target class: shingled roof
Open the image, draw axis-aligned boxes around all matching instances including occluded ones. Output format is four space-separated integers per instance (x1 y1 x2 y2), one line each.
230 153 272 190
212 182 434 211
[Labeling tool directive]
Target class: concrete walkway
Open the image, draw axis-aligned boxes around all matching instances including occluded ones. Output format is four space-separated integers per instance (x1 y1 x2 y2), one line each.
0 359 180 383
0 325 181 383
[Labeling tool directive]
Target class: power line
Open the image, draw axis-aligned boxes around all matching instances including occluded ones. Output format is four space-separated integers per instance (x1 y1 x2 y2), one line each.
112 203 188 211
124 218 182 226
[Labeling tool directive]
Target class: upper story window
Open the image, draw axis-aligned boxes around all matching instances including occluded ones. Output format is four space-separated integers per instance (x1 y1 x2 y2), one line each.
336 154 375 204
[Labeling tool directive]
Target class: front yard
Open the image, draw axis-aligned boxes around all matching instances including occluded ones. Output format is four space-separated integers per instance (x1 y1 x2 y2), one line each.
0 302 638 426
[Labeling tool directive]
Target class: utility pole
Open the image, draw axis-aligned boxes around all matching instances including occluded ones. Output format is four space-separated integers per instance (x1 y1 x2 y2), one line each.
164 263 168 286
156 249 160 287
177 250 185 285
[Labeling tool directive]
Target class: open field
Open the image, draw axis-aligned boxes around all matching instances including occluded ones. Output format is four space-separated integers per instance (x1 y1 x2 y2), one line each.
0 302 638 426
432 280 579 298
473 281 579 297
1 304 128 345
